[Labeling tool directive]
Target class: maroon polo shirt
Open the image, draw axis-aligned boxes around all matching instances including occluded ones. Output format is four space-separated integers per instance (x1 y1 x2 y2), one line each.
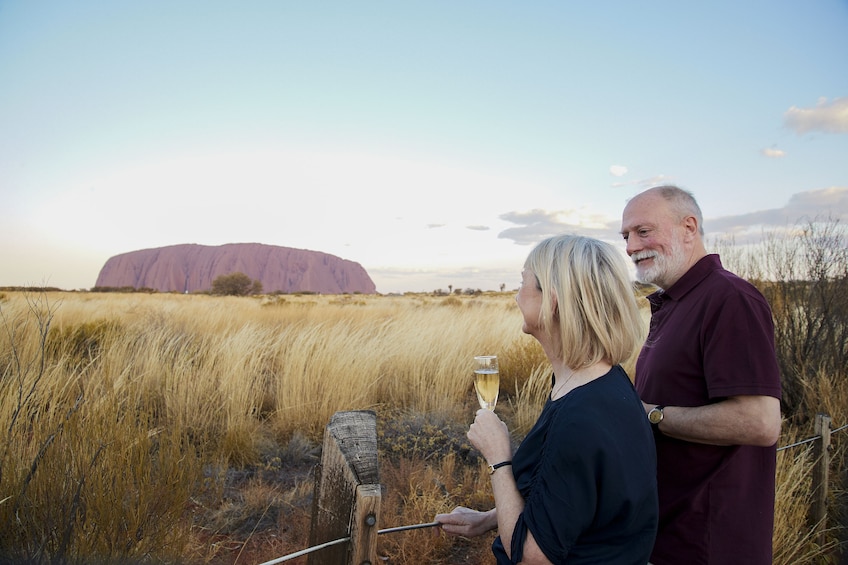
635 254 782 565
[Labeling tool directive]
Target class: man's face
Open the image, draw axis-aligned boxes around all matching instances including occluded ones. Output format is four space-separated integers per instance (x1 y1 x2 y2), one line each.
620 194 689 290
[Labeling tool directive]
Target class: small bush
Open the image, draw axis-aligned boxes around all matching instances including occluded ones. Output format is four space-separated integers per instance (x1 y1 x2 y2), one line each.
377 408 480 466
211 272 263 296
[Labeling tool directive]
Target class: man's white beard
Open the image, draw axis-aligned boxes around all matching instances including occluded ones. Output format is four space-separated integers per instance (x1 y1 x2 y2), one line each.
633 236 687 289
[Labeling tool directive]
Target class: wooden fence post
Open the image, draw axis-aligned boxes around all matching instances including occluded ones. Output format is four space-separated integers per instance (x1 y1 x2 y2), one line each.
349 484 381 565
807 412 831 547
307 410 381 565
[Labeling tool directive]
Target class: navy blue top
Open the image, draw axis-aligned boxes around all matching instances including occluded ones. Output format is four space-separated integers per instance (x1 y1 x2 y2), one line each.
492 365 658 564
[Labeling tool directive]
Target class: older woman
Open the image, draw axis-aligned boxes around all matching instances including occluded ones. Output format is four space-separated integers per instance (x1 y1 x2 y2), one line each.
436 235 658 564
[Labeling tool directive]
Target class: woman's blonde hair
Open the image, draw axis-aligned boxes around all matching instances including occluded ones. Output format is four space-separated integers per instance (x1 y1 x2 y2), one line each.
524 234 645 368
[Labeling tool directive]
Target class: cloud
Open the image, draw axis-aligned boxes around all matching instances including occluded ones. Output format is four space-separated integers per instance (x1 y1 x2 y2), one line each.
497 187 848 251
706 186 848 236
784 97 848 135
610 165 628 177
784 186 848 218
427 223 446 229
497 209 615 245
611 174 674 189
760 147 786 158
466 225 490 231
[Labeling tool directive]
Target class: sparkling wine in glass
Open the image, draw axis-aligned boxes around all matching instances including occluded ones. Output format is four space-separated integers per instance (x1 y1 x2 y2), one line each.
473 355 499 410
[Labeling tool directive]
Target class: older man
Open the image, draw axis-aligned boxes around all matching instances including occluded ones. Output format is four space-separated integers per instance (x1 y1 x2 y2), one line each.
620 186 782 565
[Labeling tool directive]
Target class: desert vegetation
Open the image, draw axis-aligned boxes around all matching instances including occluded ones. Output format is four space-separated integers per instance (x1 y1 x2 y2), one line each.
210 273 263 297
1 219 846 564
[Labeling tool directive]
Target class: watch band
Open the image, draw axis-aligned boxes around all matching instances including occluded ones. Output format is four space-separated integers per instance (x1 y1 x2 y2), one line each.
488 460 512 475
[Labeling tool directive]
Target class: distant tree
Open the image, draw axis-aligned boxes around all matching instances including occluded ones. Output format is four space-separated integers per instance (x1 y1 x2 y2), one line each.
211 272 263 296
249 279 263 295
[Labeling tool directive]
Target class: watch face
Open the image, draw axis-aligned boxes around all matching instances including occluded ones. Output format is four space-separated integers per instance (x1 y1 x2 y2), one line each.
648 409 663 424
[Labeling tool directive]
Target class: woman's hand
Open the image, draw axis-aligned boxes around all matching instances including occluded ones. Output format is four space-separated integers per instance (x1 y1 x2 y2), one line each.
467 408 512 464
434 506 497 537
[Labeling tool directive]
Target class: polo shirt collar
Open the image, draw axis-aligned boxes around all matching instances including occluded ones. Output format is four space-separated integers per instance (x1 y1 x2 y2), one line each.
647 254 722 306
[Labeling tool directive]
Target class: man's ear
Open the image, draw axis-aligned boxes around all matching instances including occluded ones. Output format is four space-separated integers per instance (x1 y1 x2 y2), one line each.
682 215 700 241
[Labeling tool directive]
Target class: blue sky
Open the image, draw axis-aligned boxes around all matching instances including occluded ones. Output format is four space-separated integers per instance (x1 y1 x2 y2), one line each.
2 1 847 293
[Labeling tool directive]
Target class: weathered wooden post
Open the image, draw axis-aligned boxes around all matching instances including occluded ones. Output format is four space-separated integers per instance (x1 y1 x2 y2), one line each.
307 410 381 565
807 413 831 547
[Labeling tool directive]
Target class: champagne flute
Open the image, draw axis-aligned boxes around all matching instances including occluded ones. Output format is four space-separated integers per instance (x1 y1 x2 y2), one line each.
473 355 500 410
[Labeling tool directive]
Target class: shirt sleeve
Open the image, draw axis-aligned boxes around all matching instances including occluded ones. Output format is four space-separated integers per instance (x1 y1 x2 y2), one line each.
509 407 598 563
701 286 782 400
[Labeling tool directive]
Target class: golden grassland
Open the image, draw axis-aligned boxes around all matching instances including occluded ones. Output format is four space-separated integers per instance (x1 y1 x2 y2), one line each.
0 290 845 564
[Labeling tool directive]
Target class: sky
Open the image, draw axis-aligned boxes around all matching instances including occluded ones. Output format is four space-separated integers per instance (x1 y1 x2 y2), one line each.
1 1 847 294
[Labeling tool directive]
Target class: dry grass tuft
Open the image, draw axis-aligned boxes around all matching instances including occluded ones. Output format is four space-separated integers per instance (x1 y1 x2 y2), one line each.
379 453 496 564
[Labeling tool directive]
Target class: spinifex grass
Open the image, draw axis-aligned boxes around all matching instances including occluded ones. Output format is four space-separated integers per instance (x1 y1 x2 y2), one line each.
0 294 200 563
0 289 845 563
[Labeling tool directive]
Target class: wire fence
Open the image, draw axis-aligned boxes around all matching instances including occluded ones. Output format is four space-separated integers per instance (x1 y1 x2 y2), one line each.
778 422 847 451
257 419 846 565
256 522 441 565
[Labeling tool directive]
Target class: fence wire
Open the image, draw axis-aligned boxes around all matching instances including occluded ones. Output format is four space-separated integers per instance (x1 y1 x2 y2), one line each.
778 420 847 451
256 522 441 564
258 422 846 565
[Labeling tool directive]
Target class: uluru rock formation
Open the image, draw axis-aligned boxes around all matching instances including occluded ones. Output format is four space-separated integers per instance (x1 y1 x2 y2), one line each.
95 243 377 294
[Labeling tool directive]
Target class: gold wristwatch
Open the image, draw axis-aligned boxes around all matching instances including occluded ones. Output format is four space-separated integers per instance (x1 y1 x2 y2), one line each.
647 405 665 427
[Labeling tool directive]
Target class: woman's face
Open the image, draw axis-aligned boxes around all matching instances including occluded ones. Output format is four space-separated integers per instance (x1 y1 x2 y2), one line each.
516 269 544 337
